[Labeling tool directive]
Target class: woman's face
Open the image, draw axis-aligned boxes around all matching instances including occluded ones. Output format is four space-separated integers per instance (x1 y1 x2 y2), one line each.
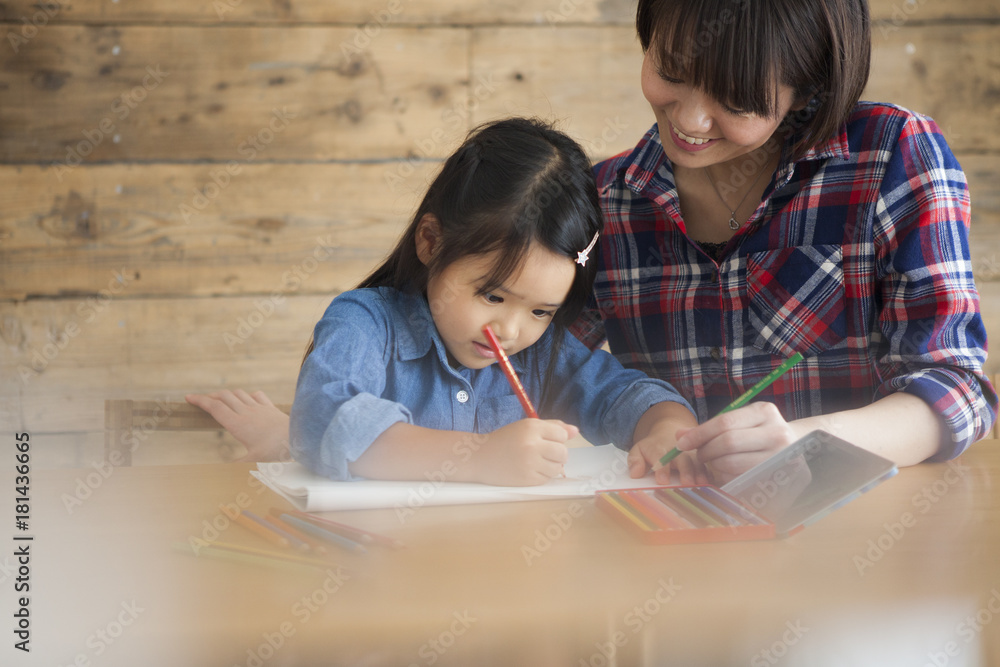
640 50 800 170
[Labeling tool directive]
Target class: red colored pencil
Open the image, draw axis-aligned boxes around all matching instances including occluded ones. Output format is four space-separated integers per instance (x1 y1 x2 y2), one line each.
482 325 538 418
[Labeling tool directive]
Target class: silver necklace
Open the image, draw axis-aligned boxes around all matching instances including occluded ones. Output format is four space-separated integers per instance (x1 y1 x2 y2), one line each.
705 157 771 230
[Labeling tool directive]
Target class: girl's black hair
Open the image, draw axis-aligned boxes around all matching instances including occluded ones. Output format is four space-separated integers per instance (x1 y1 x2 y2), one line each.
360 116 602 331
637 0 871 160
306 117 603 400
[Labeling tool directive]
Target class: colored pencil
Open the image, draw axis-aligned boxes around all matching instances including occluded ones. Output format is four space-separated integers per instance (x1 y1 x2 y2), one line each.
174 542 318 573
620 490 683 531
224 505 290 549
280 508 407 549
654 489 709 528
202 540 343 569
697 486 769 526
482 324 538 418
265 511 331 554
603 492 656 531
629 489 692 530
259 514 311 551
285 510 373 544
678 487 741 527
280 514 369 554
663 488 722 527
659 352 804 466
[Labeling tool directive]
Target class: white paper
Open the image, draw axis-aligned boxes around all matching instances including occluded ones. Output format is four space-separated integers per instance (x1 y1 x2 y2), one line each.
251 444 656 512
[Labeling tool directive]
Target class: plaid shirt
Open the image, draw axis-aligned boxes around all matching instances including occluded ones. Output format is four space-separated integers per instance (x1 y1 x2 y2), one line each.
572 102 997 461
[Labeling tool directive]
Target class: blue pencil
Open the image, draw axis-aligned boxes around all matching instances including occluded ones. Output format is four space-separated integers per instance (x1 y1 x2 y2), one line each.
279 514 369 554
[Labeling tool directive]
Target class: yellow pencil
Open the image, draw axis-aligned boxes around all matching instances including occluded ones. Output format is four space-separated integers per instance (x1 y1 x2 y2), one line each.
206 541 344 569
601 492 655 531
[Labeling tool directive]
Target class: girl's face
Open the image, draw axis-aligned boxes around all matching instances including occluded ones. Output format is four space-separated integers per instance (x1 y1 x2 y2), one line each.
417 220 575 369
640 50 800 170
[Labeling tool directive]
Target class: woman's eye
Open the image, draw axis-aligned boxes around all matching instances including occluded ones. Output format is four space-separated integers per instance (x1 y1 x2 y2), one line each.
657 69 684 84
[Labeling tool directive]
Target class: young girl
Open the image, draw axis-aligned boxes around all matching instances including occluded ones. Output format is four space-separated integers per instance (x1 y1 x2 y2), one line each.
284 117 697 486
572 0 997 482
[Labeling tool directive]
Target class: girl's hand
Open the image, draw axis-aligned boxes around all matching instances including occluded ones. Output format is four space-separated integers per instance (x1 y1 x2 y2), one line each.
185 390 291 462
471 419 576 486
627 432 710 486
674 402 801 485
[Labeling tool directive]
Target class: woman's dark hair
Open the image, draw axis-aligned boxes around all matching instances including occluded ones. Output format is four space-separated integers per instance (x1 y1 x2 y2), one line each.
304 117 603 368
360 116 602 331
636 0 871 160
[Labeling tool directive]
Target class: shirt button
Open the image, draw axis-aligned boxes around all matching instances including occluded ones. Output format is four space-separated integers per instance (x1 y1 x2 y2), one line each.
456 390 469 404
710 347 722 361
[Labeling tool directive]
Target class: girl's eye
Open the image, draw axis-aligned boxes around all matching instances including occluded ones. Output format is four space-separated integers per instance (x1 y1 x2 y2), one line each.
484 293 503 304
724 104 752 117
532 309 555 318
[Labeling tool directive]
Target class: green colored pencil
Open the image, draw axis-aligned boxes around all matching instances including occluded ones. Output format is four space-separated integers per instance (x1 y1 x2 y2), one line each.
658 352 804 467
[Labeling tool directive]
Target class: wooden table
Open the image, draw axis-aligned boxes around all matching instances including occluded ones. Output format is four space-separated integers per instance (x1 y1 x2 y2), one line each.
16 442 1000 667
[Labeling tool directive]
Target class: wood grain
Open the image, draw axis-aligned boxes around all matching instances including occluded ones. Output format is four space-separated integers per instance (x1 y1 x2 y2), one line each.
0 163 433 299
0 25 471 162
1 0 997 24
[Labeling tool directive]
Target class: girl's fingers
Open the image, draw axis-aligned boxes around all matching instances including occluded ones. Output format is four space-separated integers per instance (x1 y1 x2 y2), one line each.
627 445 649 478
539 440 570 465
672 452 698 486
250 390 276 407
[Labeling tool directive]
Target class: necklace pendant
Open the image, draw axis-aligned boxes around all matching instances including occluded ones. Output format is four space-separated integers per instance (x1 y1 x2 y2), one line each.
728 216 740 231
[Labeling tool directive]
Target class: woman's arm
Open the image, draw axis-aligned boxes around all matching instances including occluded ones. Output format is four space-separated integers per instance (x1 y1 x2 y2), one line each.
672 393 946 485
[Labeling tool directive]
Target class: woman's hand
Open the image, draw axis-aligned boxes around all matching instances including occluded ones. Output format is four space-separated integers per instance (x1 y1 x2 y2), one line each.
674 402 801 484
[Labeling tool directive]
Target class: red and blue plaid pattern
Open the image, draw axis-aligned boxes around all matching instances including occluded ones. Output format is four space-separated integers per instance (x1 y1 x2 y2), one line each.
572 102 997 460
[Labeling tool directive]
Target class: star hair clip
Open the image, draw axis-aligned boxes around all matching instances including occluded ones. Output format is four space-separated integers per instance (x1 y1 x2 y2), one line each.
575 231 600 267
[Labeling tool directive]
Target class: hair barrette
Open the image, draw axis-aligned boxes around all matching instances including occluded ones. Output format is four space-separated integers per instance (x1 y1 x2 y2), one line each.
575 231 600 267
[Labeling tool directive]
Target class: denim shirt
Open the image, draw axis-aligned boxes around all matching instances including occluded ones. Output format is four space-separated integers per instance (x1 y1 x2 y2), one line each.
290 287 694 480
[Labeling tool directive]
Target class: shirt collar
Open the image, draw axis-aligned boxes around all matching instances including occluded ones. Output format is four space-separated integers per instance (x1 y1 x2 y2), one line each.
388 288 438 362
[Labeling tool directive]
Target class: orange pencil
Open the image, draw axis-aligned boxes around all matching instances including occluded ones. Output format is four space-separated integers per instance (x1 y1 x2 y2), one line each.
266 509 331 554
482 324 537 418
223 505 290 549
260 514 311 551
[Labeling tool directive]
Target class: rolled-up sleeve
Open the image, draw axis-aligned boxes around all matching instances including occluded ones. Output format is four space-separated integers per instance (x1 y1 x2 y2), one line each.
290 295 412 480
873 115 998 459
540 331 695 450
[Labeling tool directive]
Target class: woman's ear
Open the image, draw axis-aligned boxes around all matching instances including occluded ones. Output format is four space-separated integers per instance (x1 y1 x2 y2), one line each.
414 213 442 266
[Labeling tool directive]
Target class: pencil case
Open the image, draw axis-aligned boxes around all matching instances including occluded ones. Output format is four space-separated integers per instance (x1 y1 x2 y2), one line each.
596 430 898 545
596 486 776 544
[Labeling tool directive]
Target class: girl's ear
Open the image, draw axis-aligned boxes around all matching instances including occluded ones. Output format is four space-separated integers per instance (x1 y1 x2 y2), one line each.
414 213 442 266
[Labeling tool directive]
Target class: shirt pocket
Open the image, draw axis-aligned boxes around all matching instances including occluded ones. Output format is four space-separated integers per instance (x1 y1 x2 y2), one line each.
746 245 847 359
474 395 525 433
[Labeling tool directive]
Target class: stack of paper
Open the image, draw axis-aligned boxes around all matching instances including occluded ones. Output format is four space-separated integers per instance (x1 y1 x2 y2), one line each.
251 444 656 512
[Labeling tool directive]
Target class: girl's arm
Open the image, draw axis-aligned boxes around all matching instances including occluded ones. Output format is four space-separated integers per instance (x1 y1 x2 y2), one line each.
347 418 578 486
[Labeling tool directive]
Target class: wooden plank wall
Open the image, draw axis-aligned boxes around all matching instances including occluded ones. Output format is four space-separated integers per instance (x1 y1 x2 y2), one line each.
1 0 998 467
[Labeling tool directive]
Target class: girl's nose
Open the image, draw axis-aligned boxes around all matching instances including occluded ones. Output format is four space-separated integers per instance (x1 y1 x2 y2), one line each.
488 319 518 346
